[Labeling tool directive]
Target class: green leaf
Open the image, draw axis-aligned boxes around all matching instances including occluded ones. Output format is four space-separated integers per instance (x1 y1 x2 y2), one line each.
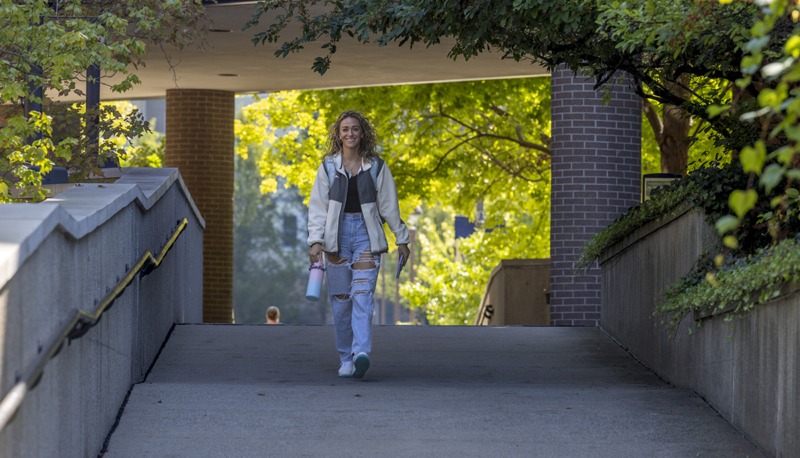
707 104 730 118
723 235 739 249
785 35 800 58
758 88 781 109
775 145 796 164
728 189 758 219
740 143 766 174
729 189 758 219
715 215 739 235
745 35 770 53
787 169 800 181
736 76 753 89
760 164 784 193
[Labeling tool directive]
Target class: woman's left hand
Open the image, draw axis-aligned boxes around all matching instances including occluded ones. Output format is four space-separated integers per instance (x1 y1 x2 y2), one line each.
398 245 410 266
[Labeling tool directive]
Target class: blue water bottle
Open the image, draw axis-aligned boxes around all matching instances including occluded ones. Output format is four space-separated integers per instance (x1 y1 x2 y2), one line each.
306 262 325 301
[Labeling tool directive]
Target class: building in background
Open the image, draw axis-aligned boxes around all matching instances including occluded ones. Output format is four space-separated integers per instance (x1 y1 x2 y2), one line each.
128 99 166 134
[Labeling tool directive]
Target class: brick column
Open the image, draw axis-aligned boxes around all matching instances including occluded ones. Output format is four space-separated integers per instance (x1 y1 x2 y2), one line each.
166 89 234 323
549 67 641 326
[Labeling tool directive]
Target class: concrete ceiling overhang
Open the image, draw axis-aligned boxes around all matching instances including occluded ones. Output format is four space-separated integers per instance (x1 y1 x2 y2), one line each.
83 2 548 101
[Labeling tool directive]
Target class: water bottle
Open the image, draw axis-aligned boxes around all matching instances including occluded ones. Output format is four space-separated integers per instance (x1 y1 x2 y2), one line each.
306 261 325 301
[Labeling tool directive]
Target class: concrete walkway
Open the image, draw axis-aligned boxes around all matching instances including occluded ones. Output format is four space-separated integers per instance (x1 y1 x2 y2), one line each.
104 325 764 458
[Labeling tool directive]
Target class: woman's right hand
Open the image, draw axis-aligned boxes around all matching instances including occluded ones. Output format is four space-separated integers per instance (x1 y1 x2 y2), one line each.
309 243 323 264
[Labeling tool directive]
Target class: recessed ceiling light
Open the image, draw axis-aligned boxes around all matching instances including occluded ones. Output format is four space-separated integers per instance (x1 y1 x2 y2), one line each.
218 74 239 77
210 29 233 33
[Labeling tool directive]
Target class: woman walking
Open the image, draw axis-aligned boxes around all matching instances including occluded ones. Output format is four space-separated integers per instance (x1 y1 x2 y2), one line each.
307 111 410 379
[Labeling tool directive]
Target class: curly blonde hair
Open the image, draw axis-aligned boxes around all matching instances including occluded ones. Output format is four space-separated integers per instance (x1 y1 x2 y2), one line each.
325 111 379 160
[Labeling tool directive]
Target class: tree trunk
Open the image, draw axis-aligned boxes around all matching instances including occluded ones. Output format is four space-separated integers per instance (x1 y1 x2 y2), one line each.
659 104 692 174
642 79 692 175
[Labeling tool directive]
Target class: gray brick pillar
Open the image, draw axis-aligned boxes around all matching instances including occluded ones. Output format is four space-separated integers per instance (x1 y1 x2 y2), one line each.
549 67 641 326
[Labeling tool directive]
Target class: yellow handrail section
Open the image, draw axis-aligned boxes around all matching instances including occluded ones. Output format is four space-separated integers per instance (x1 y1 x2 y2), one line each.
0 218 189 432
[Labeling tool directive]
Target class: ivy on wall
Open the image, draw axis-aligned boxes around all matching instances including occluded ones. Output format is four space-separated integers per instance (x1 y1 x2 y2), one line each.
576 163 750 273
574 182 696 273
577 161 800 332
656 236 800 333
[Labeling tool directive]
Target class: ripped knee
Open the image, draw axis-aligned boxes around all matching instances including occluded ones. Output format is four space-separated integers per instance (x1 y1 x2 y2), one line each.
352 278 372 295
332 293 351 301
349 275 375 297
351 250 379 271
327 254 349 267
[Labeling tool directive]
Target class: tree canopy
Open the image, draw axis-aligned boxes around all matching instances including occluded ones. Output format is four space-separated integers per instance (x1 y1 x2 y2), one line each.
236 78 551 228
712 0 800 253
244 0 800 320
0 0 207 201
235 79 551 323
233 149 328 324
245 0 768 152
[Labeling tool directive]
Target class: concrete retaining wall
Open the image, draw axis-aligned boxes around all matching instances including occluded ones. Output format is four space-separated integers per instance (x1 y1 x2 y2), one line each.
600 204 799 458
0 168 204 458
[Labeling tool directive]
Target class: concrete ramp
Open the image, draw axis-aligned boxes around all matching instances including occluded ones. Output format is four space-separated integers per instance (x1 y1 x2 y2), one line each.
104 325 764 458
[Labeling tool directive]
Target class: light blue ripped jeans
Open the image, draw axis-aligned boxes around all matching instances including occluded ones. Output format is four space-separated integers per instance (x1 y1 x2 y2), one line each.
326 213 381 364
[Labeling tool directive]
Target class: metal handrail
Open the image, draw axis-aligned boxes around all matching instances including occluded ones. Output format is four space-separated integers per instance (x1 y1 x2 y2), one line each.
0 218 189 431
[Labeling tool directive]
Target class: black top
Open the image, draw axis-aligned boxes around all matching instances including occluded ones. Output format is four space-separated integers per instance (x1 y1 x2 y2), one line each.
343 173 361 213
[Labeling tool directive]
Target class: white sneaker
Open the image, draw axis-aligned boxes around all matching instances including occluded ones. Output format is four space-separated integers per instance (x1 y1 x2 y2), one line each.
353 352 370 379
338 361 355 378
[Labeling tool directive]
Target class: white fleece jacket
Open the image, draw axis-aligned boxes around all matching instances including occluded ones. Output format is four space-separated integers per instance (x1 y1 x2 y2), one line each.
307 154 410 255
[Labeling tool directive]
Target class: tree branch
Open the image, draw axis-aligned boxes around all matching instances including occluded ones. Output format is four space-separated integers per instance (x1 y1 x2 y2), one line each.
392 134 481 178
431 106 551 155
642 97 663 144
466 142 541 183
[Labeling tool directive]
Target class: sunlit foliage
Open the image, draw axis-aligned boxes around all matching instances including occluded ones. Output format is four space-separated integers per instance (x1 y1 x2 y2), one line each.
235 79 551 323
0 0 206 201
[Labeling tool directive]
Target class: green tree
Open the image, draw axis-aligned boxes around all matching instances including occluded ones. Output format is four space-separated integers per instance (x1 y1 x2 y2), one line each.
640 0 800 330
235 79 551 323
246 0 769 165
642 85 727 174
712 0 800 254
0 0 207 201
233 150 329 324
237 79 551 216
119 118 165 168
93 100 165 168
405 202 548 325
641 98 728 175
